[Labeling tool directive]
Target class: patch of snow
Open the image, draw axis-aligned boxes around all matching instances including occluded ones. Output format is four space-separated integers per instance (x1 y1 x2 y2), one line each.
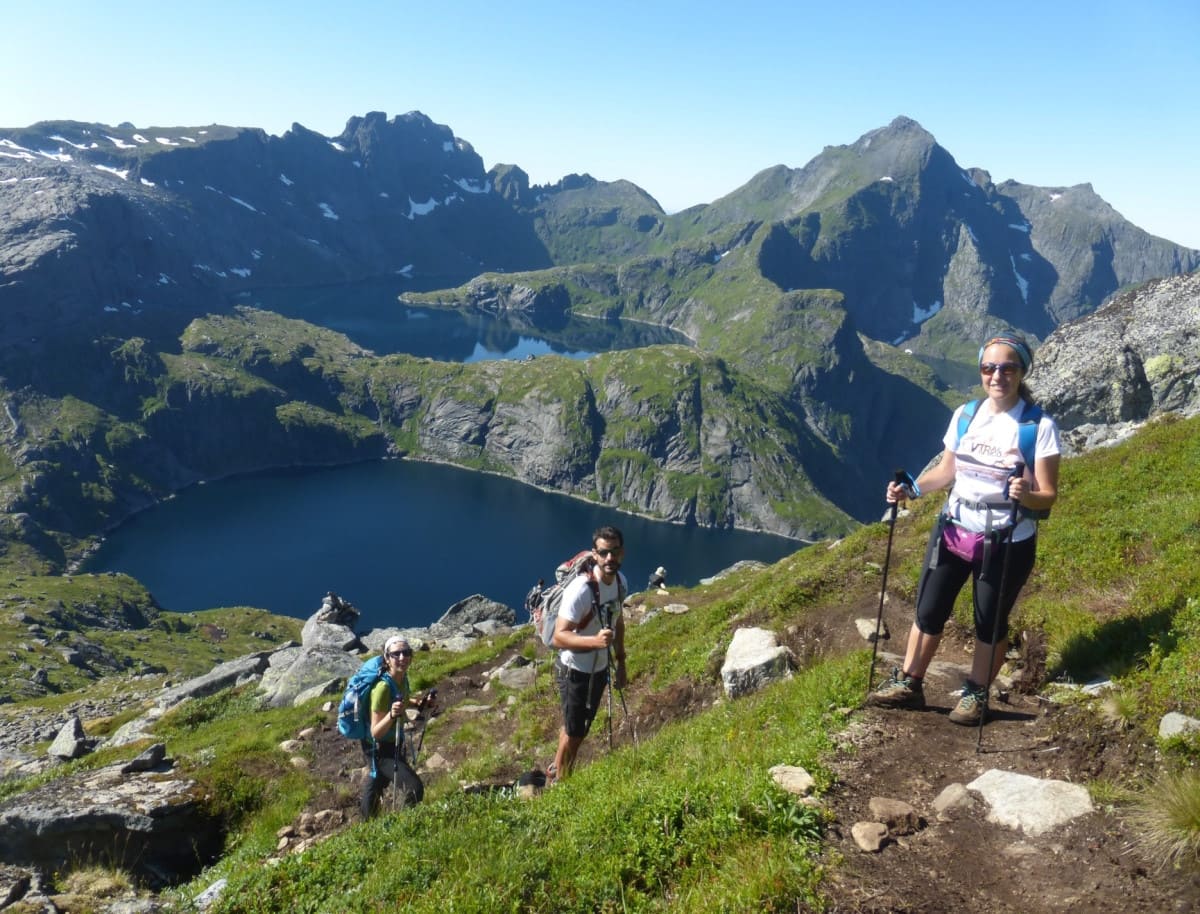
379 191 389 198
453 177 490 194
961 171 975 186
156 137 178 146
1010 256 1029 303
879 175 894 183
140 177 155 187
279 173 294 186
0 150 34 161
913 299 942 324
251 249 263 260
180 136 196 143
964 224 979 244
229 196 258 213
49 134 92 150
904 348 913 355
132 134 149 144
408 196 438 219
158 274 174 285
398 264 414 276
105 135 137 149
353 160 362 168
1049 192 1062 202
1019 252 1032 261
1008 222 1031 233
318 202 339 220
328 141 346 152
95 164 130 180
443 140 455 153
230 267 251 278
38 148 72 162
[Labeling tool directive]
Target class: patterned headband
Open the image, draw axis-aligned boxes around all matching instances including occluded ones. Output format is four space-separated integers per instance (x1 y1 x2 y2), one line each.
978 335 1033 372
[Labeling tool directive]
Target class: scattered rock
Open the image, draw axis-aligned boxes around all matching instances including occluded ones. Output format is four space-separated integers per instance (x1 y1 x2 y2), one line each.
719 627 794 699
868 797 921 835
855 618 888 642
121 743 167 774
966 769 1094 836
1159 711 1200 740
769 764 815 797
851 821 890 852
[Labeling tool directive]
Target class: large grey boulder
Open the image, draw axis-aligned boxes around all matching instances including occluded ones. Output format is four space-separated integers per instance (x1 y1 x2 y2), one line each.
0 760 222 884
427 595 517 640
256 646 362 709
156 653 271 710
46 716 94 761
300 615 361 652
720 627 794 698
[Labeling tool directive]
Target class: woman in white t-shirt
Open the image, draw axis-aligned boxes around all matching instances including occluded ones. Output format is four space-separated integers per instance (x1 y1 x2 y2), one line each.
867 334 1061 725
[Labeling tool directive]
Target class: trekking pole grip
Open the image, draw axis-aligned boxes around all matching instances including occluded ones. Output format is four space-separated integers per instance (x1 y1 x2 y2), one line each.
1009 462 1025 520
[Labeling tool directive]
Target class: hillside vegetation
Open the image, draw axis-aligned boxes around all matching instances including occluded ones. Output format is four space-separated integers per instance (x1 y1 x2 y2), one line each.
2 413 1196 912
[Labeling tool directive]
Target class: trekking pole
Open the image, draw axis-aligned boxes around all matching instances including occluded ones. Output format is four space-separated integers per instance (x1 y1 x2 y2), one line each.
392 713 402 812
867 469 912 699
978 462 1025 753
412 689 436 766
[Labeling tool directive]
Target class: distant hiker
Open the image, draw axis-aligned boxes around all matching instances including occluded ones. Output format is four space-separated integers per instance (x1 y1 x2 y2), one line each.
361 636 437 819
648 566 667 591
867 333 1060 725
550 525 629 781
524 578 545 619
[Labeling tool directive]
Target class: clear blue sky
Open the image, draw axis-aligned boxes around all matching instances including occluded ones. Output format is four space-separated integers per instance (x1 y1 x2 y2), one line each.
4 1 1197 248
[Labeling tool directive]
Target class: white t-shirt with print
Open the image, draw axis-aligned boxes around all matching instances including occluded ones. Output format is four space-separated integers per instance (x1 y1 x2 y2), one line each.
556 570 626 674
943 399 1061 542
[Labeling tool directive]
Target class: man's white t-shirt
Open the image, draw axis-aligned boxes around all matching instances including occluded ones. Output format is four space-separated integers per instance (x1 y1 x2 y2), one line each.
556 571 626 674
944 399 1061 542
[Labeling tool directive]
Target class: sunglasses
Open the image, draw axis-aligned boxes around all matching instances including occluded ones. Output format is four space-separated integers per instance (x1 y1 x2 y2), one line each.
980 361 1020 377
593 547 621 558
387 648 413 659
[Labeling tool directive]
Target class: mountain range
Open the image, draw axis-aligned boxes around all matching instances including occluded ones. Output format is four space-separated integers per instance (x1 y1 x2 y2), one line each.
1 112 1197 564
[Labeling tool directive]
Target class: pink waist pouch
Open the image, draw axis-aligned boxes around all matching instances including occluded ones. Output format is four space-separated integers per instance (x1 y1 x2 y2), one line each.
942 524 986 563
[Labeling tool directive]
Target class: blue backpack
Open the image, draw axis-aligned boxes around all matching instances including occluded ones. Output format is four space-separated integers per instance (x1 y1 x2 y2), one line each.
336 655 402 741
955 399 1050 520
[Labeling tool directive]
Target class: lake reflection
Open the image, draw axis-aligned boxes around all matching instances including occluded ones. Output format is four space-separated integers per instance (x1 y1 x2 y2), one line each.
243 279 689 362
85 459 802 629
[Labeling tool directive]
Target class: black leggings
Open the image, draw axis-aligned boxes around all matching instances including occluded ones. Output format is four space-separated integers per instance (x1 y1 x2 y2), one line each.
360 745 424 819
915 529 1038 645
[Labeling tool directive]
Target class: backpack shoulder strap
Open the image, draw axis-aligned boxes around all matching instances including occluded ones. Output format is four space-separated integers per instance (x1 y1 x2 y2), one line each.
1017 402 1042 469
955 399 981 448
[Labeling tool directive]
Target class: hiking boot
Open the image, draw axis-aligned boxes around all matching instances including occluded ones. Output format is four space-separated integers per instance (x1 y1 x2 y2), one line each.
948 681 989 725
866 668 926 710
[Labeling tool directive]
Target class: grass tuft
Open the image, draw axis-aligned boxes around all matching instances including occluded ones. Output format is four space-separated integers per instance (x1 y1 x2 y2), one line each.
1125 768 1200 871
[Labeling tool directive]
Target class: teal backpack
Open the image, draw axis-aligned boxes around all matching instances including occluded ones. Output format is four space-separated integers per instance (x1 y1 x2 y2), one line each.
955 399 1050 520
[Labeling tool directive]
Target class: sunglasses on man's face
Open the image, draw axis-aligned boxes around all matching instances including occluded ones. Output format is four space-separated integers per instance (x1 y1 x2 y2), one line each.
594 547 622 558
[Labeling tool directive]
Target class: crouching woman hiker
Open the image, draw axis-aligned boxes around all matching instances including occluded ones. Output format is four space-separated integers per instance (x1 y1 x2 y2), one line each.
867 333 1060 725
361 636 437 819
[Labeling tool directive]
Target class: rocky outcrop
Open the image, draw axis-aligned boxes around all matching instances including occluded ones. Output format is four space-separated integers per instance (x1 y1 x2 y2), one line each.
0 758 222 886
1032 270 1200 452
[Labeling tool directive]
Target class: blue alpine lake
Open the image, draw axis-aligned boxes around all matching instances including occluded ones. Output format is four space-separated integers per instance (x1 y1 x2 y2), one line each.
86 281 783 628
85 459 802 629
